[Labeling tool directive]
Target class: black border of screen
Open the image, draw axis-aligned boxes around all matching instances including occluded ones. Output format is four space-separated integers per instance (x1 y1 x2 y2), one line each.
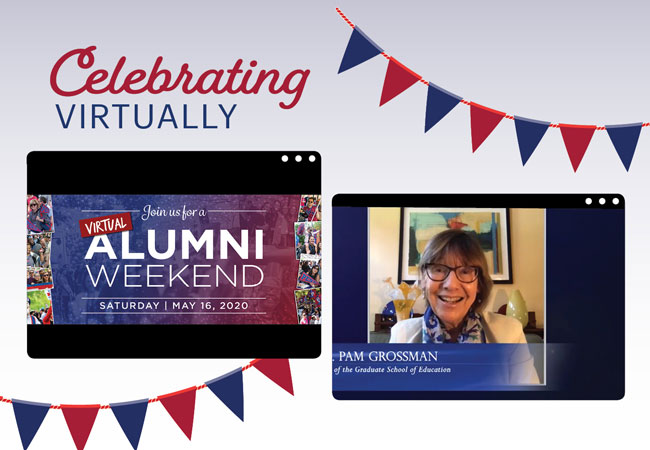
27 151 321 359
332 193 625 399
332 193 624 209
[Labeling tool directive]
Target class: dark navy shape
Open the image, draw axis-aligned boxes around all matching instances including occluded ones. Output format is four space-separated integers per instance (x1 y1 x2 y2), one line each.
205 368 244 421
338 27 383 74
606 122 643 171
514 116 551 166
12 399 51 450
110 399 149 450
425 82 462 132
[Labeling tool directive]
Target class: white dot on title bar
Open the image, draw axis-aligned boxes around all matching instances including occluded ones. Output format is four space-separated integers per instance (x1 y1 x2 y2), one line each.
309 155 316 162
295 155 302 162
599 198 606 205
585 198 592 205
281 155 288 162
612 198 620 205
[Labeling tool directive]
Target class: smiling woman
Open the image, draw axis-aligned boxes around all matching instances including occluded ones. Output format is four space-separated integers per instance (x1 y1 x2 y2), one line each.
389 229 527 345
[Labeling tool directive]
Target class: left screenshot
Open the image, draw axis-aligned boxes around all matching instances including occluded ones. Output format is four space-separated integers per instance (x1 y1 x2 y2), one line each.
26 151 321 358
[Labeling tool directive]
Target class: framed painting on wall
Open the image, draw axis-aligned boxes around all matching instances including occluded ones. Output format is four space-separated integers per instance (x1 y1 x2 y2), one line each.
398 207 512 284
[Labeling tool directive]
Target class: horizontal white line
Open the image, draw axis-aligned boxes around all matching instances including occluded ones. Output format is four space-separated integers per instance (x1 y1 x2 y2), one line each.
81 312 266 315
82 297 266 300
81 210 140 213
207 210 266 213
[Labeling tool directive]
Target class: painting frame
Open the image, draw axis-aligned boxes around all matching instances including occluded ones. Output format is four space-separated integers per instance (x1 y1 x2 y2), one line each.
398 207 512 284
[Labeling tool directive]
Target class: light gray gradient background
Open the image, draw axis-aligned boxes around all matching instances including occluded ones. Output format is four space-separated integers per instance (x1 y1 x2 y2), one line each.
0 0 647 448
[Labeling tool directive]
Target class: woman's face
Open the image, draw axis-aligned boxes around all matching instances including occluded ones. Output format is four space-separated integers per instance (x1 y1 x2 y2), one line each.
423 251 479 330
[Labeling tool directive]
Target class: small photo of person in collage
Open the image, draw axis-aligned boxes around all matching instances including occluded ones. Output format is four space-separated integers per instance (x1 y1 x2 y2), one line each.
294 195 321 324
297 195 321 222
297 254 321 289
27 233 52 269
27 194 54 234
294 221 321 259
294 288 321 325
27 267 54 289
27 194 55 325
26 289 54 325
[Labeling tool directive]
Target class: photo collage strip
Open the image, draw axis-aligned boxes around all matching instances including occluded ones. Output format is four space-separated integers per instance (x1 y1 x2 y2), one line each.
27 194 55 325
294 195 321 325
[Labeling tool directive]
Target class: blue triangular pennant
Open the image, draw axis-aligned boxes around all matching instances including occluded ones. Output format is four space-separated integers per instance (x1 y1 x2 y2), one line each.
205 368 244 421
110 399 149 450
338 27 383 74
514 116 551 165
606 122 642 171
11 399 51 450
424 82 462 132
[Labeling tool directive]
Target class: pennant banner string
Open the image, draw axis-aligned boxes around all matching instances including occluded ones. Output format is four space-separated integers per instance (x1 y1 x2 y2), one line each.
3 359 293 449
335 7 650 130
0 359 260 410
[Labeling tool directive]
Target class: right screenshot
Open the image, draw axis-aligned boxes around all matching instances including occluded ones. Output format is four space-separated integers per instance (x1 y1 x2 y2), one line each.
332 194 624 400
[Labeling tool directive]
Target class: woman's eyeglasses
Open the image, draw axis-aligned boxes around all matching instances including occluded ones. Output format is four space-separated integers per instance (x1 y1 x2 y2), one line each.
424 263 480 283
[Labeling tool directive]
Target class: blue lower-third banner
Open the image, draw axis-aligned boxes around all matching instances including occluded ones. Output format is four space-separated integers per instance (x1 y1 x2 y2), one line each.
333 344 546 391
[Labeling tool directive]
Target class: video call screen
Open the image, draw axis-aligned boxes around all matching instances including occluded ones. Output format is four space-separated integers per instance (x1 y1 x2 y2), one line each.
332 194 624 400
27 151 321 358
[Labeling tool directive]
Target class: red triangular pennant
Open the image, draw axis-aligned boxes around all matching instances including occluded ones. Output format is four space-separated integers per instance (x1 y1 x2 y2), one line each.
61 405 100 450
379 57 421 106
158 387 197 441
470 102 506 152
253 359 294 395
559 123 597 172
